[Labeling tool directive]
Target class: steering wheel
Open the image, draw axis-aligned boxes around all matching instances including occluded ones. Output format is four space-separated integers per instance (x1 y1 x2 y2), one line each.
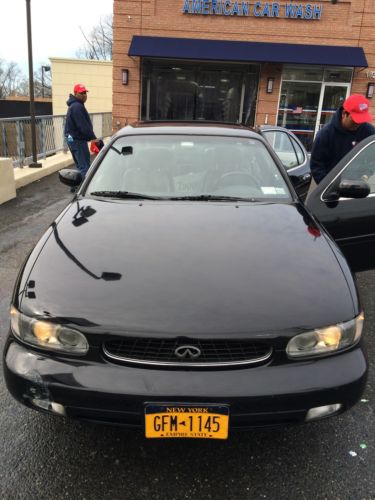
214 171 259 190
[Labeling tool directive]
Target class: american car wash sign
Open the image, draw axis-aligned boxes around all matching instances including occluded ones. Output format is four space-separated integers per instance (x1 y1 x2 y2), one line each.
182 1 323 19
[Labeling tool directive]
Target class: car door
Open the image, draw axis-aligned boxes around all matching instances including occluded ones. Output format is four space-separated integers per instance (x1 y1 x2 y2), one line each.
261 127 311 199
306 135 375 272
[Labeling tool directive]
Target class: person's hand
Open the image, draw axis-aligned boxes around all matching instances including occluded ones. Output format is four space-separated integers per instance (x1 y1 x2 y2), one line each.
90 141 100 155
96 139 105 150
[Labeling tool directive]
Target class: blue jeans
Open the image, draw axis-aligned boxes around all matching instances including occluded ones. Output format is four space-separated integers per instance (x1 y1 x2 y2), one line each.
68 139 90 177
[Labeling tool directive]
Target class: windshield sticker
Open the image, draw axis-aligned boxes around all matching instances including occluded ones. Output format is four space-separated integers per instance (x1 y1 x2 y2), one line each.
261 187 286 195
261 187 276 194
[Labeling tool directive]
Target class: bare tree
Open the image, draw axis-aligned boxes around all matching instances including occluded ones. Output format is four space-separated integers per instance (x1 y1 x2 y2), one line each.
76 15 113 61
0 60 52 98
16 79 30 96
0 59 26 98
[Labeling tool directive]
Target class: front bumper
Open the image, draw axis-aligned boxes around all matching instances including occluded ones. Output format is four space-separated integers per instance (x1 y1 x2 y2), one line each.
4 339 368 430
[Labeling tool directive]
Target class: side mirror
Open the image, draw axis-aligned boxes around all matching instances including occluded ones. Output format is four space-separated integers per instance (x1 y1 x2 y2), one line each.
337 179 370 199
59 169 82 187
324 179 370 202
100 272 122 281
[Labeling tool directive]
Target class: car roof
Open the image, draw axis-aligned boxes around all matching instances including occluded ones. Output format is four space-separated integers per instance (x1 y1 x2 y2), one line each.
258 124 296 134
113 121 263 139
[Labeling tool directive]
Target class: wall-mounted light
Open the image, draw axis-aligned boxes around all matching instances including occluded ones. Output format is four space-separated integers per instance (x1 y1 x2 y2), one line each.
366 82 374 99
266 77 275 94
41 65 51 98
122 69 129 85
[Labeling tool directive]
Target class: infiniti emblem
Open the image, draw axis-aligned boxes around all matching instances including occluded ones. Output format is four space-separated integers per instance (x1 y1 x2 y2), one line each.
175 345 201 359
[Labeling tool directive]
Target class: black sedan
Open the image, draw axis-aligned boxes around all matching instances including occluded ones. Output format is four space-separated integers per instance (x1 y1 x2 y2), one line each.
258 125 311 199
4 123 375 439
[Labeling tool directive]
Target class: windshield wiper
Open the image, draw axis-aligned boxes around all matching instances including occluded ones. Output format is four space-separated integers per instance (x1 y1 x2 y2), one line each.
89 191 160 200
89 192 262 201
167 195 260 201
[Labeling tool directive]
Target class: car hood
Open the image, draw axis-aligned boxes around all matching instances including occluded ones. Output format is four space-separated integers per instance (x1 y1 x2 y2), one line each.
20 199 356 338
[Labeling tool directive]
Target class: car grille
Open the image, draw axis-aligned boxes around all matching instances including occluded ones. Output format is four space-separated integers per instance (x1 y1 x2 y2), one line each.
103 337 272 367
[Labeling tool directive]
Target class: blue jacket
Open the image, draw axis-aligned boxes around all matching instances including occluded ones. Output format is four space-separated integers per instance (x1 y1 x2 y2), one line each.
64 95 96 141
310 107 375 183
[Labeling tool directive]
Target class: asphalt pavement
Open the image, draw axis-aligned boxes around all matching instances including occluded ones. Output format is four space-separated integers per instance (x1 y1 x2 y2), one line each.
0 173 374 499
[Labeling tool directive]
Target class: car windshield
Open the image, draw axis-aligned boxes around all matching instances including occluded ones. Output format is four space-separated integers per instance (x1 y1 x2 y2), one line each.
85 134 291 200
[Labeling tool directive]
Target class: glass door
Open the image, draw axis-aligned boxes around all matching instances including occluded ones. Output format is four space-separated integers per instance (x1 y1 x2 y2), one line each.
314 84 350 135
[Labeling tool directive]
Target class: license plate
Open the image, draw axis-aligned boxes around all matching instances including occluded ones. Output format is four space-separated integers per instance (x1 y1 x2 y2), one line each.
144 404 229 439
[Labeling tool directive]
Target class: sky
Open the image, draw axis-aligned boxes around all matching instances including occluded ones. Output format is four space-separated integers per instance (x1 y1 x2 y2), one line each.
0 0 113 73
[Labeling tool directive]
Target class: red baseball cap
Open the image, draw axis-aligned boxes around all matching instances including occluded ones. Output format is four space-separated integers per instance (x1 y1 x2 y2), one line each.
73 83 89 94
343 94 373 124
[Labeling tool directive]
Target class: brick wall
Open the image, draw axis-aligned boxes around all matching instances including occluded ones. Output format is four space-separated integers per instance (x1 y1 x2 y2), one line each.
352 0 375 100
113 0 375 127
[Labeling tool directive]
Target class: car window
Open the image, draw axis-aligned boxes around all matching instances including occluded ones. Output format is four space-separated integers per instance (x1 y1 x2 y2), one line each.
86 135 291 200
262 130 299 170
290 135 305 165
338 139 375 195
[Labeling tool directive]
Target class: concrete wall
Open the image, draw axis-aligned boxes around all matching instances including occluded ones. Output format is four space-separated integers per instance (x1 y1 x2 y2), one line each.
0 158 16 204
50 58 113 115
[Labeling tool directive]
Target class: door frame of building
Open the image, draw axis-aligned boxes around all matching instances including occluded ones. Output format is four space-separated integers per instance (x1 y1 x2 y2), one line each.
314 82 351 137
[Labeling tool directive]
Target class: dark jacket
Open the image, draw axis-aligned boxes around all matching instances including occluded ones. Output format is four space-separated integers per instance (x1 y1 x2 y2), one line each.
310 107 375 183
64 95 96 141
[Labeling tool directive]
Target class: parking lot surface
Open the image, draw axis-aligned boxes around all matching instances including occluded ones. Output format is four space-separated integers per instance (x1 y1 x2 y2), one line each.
0 174 374 499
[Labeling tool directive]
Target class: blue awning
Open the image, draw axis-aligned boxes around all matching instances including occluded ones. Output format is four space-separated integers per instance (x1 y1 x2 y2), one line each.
128 36 368 67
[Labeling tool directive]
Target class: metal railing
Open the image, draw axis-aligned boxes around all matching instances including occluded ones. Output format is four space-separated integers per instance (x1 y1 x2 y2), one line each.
0 113 112 167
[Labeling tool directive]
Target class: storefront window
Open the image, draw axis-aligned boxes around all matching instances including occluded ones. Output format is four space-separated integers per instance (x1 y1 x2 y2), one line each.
277 65 353 151
277 81 321 151
324 68 352 82
141 60 259 125
281 66 324 82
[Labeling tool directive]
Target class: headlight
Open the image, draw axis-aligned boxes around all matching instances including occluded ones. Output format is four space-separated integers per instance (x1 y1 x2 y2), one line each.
286 313 364 358
10 306 88 355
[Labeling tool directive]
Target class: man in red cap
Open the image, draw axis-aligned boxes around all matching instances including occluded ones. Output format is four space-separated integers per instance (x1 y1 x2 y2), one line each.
310 93 375 184
64 83 99 177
